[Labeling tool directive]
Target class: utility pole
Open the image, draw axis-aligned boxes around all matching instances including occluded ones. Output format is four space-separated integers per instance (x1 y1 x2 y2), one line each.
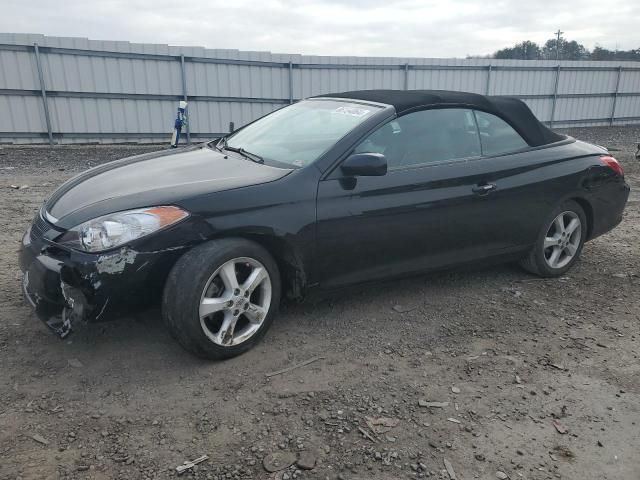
555 29 564 61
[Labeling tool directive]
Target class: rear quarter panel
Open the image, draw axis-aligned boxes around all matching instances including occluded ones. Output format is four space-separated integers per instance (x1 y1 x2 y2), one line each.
481 139 616 247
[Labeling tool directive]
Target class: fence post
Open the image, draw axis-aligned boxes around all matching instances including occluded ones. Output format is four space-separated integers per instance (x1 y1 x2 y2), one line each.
404 63 409 90
549 65 561 128
610 66 622 127
33 43 54 146
486 65 492 95
288 61 294 104
180 54 191 144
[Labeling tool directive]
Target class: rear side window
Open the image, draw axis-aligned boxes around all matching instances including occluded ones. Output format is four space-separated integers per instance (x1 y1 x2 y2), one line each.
474 111 528 156
353 108 481 170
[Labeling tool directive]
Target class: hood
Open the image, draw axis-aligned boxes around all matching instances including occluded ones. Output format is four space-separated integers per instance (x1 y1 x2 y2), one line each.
46 145 292 228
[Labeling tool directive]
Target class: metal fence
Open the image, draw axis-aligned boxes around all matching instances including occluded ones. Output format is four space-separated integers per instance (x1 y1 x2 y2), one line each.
2 33 640 144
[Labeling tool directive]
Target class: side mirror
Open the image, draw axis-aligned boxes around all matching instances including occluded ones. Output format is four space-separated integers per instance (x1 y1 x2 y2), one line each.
341 153 387 177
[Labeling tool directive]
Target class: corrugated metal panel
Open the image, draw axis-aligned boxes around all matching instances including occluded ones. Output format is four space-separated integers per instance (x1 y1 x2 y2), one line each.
619 70 640 94
47 97 177 134
186 62 289 98
1 33 640 144
41 53 182 94
554 96 613 121
0 95 46 132
410 68 486 93
491 69 557 95
557 69 618 94
0 49 40 90
614 95 640 118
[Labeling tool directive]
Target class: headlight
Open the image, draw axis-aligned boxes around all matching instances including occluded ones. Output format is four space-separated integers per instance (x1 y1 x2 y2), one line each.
58 206 189 252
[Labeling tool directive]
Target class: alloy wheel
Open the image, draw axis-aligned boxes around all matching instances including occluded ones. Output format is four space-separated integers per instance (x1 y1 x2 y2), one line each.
199 257 272 346
543 211 582 269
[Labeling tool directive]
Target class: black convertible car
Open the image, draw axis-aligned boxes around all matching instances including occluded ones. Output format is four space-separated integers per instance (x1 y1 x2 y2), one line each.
20 90 629 359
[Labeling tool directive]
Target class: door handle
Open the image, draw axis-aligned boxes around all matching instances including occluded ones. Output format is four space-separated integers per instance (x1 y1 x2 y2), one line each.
472 183 497 195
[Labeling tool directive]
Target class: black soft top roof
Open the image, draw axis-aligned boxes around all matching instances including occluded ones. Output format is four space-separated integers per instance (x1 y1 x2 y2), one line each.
314 89 564 147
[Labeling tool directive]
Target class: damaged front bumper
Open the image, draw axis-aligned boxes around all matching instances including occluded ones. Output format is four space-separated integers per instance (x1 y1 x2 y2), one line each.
21 253 76 338
19 214 186 338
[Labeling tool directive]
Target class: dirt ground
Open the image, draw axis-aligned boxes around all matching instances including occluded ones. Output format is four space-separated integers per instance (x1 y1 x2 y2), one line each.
1 127 639 480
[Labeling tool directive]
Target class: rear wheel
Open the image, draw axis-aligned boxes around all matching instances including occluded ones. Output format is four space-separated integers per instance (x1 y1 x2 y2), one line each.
163 239 280 359
520 200 587 277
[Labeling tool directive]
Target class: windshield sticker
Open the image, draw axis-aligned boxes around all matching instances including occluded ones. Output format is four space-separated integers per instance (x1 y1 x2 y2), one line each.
332 106 371 118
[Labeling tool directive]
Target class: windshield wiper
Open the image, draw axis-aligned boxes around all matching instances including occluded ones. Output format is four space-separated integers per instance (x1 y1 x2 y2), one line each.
213 137 264 164
239 148 264 164
223 144 264 164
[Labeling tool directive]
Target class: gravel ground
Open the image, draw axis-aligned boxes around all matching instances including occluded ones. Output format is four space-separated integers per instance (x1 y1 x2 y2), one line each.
0 127 639 480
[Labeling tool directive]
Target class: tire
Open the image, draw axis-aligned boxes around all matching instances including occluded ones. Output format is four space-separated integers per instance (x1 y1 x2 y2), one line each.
162 238 281 360
520 200 587 277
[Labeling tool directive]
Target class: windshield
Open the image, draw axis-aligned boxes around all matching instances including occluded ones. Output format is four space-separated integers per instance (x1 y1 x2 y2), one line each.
224 99 381 168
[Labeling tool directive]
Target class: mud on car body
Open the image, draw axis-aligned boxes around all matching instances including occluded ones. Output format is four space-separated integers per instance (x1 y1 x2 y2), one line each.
20 90 630 359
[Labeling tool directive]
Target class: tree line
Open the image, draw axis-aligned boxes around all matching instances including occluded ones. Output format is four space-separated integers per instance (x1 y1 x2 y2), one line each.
481 38 639 61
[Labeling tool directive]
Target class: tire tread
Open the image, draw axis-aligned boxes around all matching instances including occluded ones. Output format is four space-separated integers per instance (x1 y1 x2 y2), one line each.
162 238 280 360
519 200 587 278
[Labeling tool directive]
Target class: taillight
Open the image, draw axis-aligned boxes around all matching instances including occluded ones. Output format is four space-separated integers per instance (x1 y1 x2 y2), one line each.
600 155 624 177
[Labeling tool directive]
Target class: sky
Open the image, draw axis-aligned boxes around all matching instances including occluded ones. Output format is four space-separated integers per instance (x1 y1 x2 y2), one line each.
1 0 638 58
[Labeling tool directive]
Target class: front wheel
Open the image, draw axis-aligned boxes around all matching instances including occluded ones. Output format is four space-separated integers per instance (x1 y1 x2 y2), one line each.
162 238 281 360
520 200 587 277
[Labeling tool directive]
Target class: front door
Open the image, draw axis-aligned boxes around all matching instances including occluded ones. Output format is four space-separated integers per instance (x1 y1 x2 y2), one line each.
315 107 534 287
